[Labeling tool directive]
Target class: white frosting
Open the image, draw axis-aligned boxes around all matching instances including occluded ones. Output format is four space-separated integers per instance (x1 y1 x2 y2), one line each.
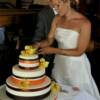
12 65 45 78
19 54 38 60
6 86 51 97
19 62 39 68
6 76 51 97
11 75 46 82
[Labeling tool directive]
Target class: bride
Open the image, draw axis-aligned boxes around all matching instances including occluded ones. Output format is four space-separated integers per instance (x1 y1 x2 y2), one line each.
33 0 100 99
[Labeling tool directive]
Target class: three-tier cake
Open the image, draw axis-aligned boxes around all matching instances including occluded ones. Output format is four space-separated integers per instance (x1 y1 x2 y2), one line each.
6 45 51 100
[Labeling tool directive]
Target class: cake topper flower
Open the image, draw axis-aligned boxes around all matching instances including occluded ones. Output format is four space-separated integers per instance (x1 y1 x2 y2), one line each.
39 58 49 69
18 80 30 90
51 81 60 94
21 45 37 56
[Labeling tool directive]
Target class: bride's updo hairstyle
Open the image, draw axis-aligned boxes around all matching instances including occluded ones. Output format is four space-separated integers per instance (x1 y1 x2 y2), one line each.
61 0 79 10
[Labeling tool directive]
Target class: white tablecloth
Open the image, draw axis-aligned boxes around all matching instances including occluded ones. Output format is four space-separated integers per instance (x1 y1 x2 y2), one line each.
0 85 97 100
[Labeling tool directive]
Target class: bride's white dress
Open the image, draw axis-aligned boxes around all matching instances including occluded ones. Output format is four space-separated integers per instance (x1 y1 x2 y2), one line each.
52 27 100 100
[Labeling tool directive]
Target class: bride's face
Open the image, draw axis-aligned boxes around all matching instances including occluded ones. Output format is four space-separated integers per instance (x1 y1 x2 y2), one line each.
54 0 69 16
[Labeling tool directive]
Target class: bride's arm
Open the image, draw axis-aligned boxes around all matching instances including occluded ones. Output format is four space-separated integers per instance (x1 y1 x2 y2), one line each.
39 19 91 56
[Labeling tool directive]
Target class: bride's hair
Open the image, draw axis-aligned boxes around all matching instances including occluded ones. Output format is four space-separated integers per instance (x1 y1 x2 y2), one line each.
61 0 79 10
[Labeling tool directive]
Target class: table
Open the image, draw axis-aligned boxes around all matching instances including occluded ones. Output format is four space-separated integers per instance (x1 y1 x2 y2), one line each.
0 85 97 100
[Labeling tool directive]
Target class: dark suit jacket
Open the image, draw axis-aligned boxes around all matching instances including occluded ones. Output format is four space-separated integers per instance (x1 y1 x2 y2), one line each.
32 6 55 42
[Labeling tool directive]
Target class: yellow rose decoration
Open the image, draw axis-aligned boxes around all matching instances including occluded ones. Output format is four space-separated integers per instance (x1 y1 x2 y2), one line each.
51 81 60 94
25 45 33 50
21 45 37 56
39 58 49 69
18 80 30 90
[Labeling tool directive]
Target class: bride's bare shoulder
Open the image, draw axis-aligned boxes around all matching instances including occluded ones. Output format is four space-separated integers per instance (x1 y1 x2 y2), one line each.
75 12 91 26
80 16 91 28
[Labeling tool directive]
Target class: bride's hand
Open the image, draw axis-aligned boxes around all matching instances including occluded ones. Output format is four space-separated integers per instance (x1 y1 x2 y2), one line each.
38 46 55 55
32 42 41 49
32 40 49 49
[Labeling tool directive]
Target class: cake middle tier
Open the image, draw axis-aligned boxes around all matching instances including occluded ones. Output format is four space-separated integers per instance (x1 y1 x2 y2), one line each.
19 54 39 68
12 65 45 78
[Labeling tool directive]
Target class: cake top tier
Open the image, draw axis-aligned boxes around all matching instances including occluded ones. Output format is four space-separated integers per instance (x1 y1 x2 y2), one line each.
19 45 49 69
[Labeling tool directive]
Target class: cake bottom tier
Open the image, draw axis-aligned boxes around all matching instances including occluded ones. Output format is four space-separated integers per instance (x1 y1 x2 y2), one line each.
6 76 51 99
6 91 50 100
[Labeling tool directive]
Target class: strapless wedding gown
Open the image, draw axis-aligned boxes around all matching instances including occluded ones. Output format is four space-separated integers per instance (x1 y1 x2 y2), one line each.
52 27 100 100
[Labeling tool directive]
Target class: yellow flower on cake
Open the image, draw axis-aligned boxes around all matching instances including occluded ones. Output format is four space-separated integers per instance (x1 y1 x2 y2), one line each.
21 45 37 56
39 58 49 69
21 50 25 55
51 81 60 93
25 45 33 50
18 80 30 90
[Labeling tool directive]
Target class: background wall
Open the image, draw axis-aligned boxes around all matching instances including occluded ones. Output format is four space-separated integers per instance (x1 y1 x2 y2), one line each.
0 0 16 6
0 0 48 6
34 0 48 5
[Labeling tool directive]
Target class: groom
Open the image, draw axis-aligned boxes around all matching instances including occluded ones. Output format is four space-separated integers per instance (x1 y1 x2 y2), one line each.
32 0 58 77
32 0 58 43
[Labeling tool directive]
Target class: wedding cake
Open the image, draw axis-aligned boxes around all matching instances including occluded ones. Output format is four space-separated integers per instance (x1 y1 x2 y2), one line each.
5 45 51 100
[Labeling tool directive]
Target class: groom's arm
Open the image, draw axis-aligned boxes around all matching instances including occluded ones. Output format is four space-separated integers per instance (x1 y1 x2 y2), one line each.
32 10 46 43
